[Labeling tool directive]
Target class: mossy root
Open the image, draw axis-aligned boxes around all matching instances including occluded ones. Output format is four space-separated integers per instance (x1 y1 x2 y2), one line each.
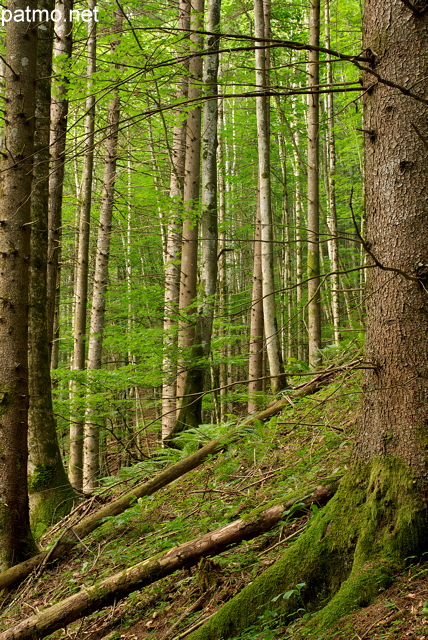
187 457 428 640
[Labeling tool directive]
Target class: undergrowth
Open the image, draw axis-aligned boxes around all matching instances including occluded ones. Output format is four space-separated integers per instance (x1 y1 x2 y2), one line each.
0 366 361 638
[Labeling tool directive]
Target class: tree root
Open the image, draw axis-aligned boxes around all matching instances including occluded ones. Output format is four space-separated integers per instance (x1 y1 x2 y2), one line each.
185 456 428 640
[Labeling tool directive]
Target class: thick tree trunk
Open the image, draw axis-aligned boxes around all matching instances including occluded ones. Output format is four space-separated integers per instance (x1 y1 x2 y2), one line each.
83 13 122 491
307 0 322 367
28 0 75 528
69 0 97 491
184 3 428 638
0 0 38 569
198 0 220 369
0 486 336 640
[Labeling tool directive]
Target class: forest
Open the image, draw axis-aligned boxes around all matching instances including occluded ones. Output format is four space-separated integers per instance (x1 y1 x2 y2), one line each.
0 0 427 637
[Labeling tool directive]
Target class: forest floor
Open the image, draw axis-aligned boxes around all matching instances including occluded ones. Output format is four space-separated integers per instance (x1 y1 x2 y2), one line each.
2 354 428 639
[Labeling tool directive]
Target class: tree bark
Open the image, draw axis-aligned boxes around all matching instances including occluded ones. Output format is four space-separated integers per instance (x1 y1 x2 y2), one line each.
47 0 73 366
173 0 204 434
254 0 286 394
198 0 220 370
175 0 204 399
28 0 75 528
307 0 322 367
69 0 97 491
0 0 38 569
0 486 337 640
324 0 341 347
83 12 122 491
248 207 264 413
161 0 190 441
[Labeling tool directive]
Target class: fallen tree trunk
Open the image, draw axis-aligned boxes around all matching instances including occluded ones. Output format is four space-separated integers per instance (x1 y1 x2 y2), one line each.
0 485 337 640
0 362 353 591
0 439 225 591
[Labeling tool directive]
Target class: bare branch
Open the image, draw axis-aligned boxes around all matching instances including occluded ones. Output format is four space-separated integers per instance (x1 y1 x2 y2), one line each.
349 188 419 283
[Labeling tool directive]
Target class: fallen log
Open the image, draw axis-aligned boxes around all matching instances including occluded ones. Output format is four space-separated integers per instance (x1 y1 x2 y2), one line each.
0 362 352 592
0 484 337 640
0 439 225 591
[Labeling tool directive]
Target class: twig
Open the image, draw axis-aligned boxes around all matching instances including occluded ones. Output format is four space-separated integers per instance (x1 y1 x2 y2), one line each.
349 188 419 283
160 586 215 640
171 612 217 640
257 525 307 556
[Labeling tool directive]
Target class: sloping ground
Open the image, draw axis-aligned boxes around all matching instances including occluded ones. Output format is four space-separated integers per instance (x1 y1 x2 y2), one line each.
4 362 416 640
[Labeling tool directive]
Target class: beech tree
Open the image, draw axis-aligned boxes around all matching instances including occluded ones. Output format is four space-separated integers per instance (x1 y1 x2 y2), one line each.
83 11 123 491
307 0 322 367
69 0 97 490
183 0 428 637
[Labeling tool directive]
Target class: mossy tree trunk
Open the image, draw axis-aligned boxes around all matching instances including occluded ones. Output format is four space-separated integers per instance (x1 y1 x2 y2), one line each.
28 0 76 532
186 2 428 637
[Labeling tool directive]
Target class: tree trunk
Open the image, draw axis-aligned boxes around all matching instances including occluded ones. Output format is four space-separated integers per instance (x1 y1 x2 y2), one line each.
28 0 75 528
254 0 286 394
0 0 38 569
248 207 264 413
173 0 204 434
324 0 341 347
83 12 122 491
69 0 97 491
183 4 428 638
307 0 322 367
198 0 220 370
47 0 73 365
0 486 337 640
162 0 190 441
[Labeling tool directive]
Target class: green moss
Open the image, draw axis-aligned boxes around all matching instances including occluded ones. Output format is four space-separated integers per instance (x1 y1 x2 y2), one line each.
29 464 76 533
28 464 57 493
187 457 428 640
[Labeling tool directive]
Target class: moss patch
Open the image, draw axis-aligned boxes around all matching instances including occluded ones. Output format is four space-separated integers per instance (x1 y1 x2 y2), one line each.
187 457 428 640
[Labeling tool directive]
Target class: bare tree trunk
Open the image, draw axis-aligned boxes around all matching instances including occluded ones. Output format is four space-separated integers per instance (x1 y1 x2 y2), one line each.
324 0 340 346
0 0 38 569
28 0 75 527
47 0 73 365
198 0 220 366
254 0 285 393
83 13 122 491
69 0 97 491
292 125 305 362
248 207 264 413
162 0 189 441
174 0 204 430
307 0 322 367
